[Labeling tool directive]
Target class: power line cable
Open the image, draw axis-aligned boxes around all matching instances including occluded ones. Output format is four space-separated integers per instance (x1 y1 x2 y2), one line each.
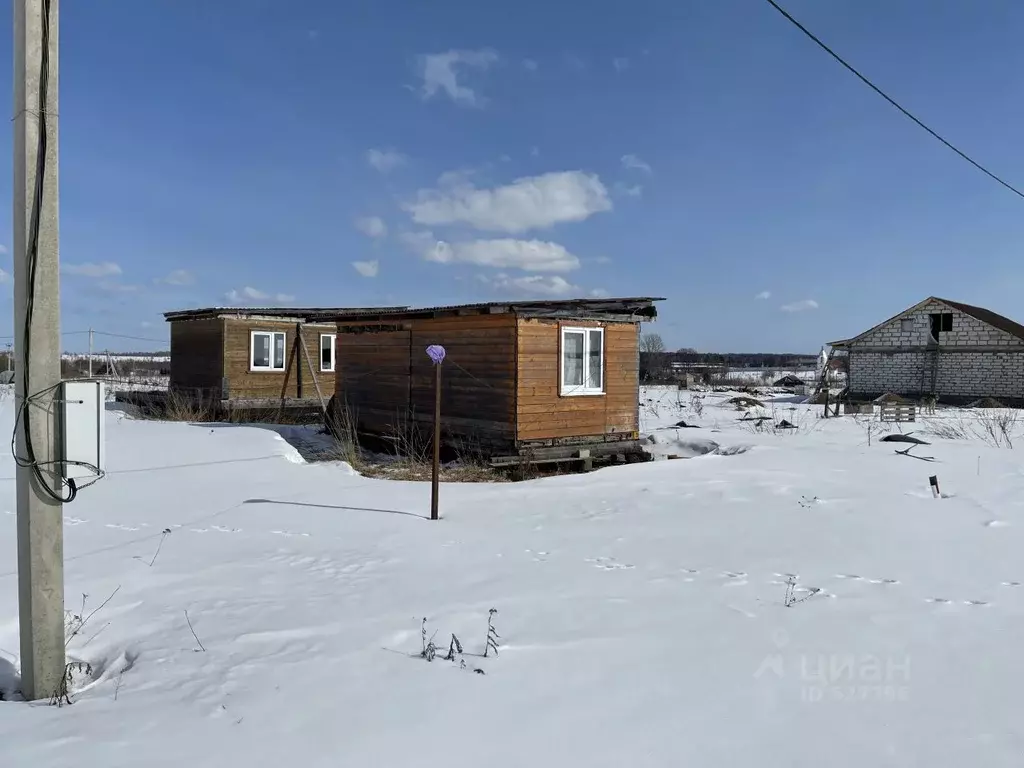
92 330 168 343
762 0 1024 200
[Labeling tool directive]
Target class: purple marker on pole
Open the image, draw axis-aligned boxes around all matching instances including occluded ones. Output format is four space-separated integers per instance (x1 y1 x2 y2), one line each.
426 344 446 365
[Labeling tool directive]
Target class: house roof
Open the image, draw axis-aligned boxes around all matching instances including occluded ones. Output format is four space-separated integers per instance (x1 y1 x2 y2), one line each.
829 296 1024 348
323 296 665 322
163 306 409 322
936 298 1024 342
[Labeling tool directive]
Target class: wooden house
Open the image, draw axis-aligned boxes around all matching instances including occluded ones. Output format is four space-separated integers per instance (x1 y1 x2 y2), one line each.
324 297 663 463
162 306 403 409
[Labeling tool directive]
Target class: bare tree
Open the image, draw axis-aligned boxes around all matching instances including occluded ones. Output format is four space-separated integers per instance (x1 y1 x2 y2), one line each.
640 333 666 354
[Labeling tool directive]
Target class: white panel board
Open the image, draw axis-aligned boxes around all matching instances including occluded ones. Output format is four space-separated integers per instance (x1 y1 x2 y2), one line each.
59 380 105 481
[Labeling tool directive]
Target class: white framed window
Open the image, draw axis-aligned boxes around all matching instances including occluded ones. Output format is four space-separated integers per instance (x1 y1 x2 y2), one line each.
250 331 286 371
320 333 336 372
560 326 604 396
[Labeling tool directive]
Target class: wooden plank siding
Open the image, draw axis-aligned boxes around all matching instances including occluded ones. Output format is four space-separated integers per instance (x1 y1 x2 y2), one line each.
169 317 224 395
334 315 518 448
334 328 412 437
515 318 639 442
222 318 336 400
410 315 517 447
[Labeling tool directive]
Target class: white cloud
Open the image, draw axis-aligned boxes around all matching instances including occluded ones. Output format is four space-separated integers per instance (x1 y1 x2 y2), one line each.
590 288 610 298
224 286 295 305
621 154 652 174
564 53 587 72
365 148 406 173
0 245 7 255
98 281 141 293
522 58 538 71
418 49 498 107
756 290 771 300
614 182 643 198
478 273 579 297
354 216 387 239
405 170 612 233
399 230 438 255
63 261 122 278
613 57 630 72
0 268 10 284
352 260 379 278
781 299 819 313
429 239 580 272
156 269 196 286
595 255 613 265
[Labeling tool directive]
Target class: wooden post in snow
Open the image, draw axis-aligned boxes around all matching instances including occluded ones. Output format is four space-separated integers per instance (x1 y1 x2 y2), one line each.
426 344 446 520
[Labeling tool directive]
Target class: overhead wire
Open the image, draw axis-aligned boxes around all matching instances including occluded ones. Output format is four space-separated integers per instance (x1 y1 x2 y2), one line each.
762 0 1024 200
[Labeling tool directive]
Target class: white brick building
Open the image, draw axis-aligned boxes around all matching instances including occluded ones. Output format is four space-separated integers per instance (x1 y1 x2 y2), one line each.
830 297 1024 406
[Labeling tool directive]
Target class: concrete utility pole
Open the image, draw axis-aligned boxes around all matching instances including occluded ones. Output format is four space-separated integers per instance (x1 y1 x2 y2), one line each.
14 0 65 700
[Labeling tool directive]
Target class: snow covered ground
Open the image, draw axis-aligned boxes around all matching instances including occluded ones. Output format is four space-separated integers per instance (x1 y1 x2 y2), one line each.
2 387 1023 766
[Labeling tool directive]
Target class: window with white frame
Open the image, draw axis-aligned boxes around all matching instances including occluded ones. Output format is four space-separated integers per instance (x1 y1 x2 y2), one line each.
250 331 286 371
561 326 604 395
320 333 336 372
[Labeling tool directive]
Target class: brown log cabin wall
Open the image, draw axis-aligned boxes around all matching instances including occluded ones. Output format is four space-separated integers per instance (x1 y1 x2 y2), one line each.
169 318 224 394
515 318 639 443
335 314 518 448
222 318 337 400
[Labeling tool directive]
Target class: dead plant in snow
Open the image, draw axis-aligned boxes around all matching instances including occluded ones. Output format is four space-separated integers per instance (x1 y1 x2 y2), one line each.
922 410 1020 449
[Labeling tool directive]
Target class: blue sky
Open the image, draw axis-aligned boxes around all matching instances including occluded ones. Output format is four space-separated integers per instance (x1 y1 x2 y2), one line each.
1 0 1024 352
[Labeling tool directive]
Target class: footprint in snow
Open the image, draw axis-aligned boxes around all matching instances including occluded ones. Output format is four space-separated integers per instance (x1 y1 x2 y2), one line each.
106 523 141 532
963 600 990 606
211 525 241 534
720 571 748 586
835 574 864 581
587 557 634 571
271 530 311 538
926 598 952 604
984 520 1009 528
1001 582 1022 588
64 516 88 526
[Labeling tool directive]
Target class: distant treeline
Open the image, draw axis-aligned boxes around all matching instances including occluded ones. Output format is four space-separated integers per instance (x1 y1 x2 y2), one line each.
641 351 818 384
655 351 817 368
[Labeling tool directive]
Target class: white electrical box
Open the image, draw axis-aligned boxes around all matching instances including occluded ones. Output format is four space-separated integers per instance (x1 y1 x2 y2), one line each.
59 380 106 482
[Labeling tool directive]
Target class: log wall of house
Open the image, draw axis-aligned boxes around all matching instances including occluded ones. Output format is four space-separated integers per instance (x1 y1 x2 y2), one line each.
223 318 336 400
515 318 639 443
169 318 224 395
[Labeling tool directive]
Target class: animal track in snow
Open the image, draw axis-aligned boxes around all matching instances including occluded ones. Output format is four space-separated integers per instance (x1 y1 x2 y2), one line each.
105 523 141 532
586 557 634 571
984 520 1009 528
1001 581 1022 588
720 571 748 586
64 516 88 526
926 598 952 604
963 600 990 606
271 530 311 538
211 525 241 533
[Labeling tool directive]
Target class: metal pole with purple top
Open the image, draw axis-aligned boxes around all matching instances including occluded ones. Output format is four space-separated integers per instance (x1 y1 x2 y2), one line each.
426 344 446 520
